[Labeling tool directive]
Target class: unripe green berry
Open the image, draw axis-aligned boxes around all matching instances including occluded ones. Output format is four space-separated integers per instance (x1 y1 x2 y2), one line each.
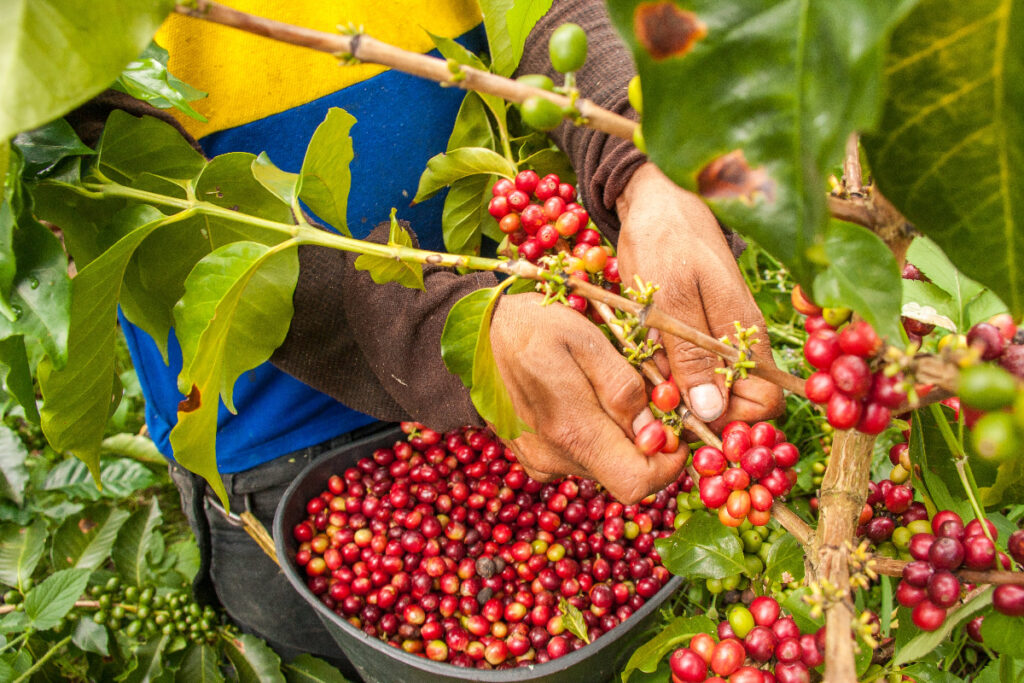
520 96 563 132
548 23 587 73
516 74 555 92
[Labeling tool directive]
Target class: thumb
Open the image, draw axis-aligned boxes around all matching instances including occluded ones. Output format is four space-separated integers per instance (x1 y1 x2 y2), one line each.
662 322 729 423
570 323 650 438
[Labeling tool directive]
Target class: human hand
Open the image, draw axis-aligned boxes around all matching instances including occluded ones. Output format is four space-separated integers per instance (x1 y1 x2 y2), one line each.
615 162 784 430
489 292 690 504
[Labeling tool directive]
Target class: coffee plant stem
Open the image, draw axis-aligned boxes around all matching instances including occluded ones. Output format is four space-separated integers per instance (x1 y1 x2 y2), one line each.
11 634 72 683
870 555 1024 585
928 403 997 546
0 631 28 654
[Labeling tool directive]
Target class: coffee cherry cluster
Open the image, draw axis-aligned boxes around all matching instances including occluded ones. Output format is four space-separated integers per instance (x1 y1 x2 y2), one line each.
896 510 1019 630
488 171 617 283
291 424 682 669
86 576 220 643
668 597 828 683
856 477 926 551
691 421 799 527
792 286 902 434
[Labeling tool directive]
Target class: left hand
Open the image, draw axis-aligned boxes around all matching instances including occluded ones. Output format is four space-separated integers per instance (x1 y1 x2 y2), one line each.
614 162 784 431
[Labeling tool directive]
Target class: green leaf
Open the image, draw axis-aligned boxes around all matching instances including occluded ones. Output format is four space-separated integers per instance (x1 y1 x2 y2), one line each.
176 643 224 683
781 587 824 634
980 612 1024 658
608 0 916 287
112 498 162 587
429 33 508 135
353 210 425 290
72 617 110 656
0 336 39 423
979 451 1024 508
51 504 131 571
283 654 349 683
43 456 158 500
505 0 555 73
252 152 300 210
171 242 298 505
653 510 746 579
620 615 715 681
114 44 208 121
0 0 175 142
906 236 1005 331
558 596 590 644
0 519 45 588
223 633 286 683
862 0 1024 318
441 175 493 255
763 533 805 582
12 119 95 177
910 407 971 517
518 148 576 186
298 108 355 236
168 538 200 583
194 152 296 244
447 94 496 152
901 661 963 683
0 425 29 505
975 656 1024 683
122 632 173 683
414 147 516 203
38 206 168 480
100 433 165 465
98 111 205 185
0 611 28 634
812 221 902 341
440 283 529 440
902 279 957 331
23 567 90 630
893 586 992 666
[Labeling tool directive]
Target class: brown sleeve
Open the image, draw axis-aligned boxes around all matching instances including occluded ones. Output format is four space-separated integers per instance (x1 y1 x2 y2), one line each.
270 223 496 432
514 0 647 243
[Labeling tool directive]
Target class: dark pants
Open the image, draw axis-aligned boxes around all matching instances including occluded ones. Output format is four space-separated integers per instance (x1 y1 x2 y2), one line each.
168 423 389 677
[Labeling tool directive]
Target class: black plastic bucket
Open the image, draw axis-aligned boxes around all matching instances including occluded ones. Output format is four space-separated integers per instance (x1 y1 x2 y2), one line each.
273 425 683 683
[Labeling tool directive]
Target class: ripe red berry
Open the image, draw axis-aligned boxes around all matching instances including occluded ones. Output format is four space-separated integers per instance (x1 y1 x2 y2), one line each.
554 211 581 237
699 476 730 509
535 224 559 249
507 190 530 212
492 178 515 197
826 393 862 430
804 371 835 403
535 175 559 200
856 402 891 435
838 321 881 357
515 169 539 194
912 600 947 631
748 484 773 512
993 585 1024 616
829 355 872 399
884 484 913 514
928 537 965 570
895 579 926 607
771 442 799 469
1008 530 1024 565
635 420 668 456
669 647 707 682
498 213 521 234
710 638 746 677
557 183 576 202
804 330 841 370
749 595 780 626
651 381 681 411
488 195 511 219
693 446 727 477
790 284 821 316
967 322 1006 360
869 373 907 408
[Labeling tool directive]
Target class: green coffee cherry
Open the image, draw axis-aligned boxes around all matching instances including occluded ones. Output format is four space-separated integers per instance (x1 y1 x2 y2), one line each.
627 75 643 114
520 96 563 131
972 412 1020 462
549 23 587 73
959 364 1018 411
516 74 555 92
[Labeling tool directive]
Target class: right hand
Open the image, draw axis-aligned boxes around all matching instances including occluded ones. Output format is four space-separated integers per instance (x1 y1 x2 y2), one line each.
488 292 690 504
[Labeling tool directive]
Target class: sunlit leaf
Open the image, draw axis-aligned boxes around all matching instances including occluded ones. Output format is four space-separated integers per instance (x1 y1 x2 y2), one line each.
298 108 355 235
621 615 715 681
23 568 90 630
114 43 207 121
414 147 516 203
51 504 131 571
353 210 425 290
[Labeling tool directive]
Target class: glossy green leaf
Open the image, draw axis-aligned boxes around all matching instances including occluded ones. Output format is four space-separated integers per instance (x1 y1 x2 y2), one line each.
763 533 805 582
974 656 1024 683
608 0 916 287
171 241 298 504
0 0 174 141
0 519 45 588
23 567 90 630
223 633 286 683
252 152 300 210
447 93 496 153
13 119 95 177
558 596 590 644
114 43 207 121
353 210 425 289
0 336 39 423
283 654 349 683
980 611 1024 658
123 632 173 683
51 504 131 571
298 108 355 235
893 586 992 666
430 32 508 134
112 498 162 587
72 617 110 656
38 206 168 481
194 152 296 245
505 0 555 73
176 643 225 683
812 221 902 341
910 407 970 517
0 426 29 506
654 510 746 579
441 175 493 255
781 587 824 634
863 0 1024 317
101 433 165 465
479 0 550 76
901 661 963 683
98 111 205 185
621 615 715 681
414 147 517 203
43 456 158 500
441 282 529 440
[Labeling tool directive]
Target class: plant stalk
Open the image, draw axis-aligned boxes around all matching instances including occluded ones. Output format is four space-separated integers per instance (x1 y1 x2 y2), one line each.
11 634 72 683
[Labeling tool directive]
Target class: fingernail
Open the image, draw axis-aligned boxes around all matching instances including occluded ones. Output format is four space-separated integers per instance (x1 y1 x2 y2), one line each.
689 384 725 421
632 408 655 436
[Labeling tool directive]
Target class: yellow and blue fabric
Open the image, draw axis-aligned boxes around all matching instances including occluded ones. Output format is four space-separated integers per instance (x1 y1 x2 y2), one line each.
121 1 486 473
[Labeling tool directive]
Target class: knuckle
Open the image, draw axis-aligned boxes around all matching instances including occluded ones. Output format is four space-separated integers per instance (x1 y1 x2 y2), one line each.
609 475 650 506
602 362 646 416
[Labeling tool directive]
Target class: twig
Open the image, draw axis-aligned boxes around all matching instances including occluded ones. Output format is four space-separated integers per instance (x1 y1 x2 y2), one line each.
842 133 864 196
871 555 1024 585
11 634 72 683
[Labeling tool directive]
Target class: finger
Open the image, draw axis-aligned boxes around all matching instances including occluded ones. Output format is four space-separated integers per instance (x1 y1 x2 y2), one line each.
572 329 650 439
659 299 729 423
648 329 671 379
577 417 691 504
511 429 588 480
708 375 785 430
